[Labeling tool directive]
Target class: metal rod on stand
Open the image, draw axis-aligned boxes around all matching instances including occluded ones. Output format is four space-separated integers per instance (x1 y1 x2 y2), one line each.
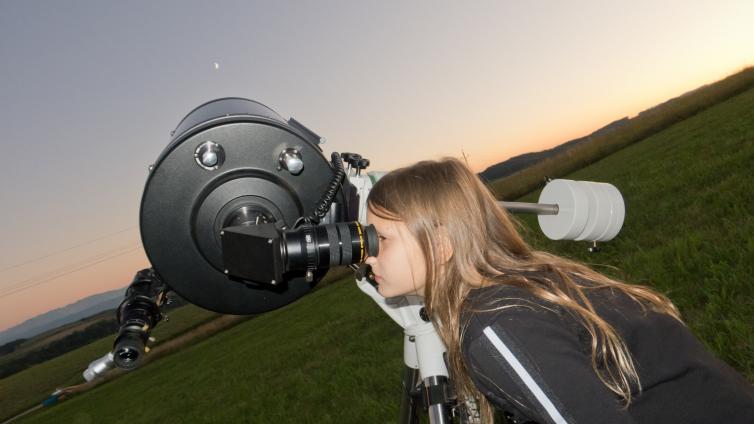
498 201 558 215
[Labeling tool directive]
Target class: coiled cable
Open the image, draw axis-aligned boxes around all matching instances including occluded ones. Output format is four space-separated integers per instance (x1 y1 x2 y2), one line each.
295 152 346 227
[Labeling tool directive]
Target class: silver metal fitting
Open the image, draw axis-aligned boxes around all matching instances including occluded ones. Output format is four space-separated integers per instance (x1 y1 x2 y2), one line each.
278 148 304 175
194 141 225 171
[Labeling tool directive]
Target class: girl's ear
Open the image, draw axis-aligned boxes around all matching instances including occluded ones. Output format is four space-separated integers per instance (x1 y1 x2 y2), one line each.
436 225 454 265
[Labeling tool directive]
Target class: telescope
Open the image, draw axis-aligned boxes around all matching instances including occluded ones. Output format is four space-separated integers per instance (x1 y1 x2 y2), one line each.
84 98 625 423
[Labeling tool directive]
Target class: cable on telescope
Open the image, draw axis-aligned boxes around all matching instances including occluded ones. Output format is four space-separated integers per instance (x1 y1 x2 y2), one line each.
294 152 346 227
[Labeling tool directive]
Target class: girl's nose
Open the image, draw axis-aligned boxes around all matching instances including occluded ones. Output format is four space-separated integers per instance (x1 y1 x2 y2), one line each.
365 255 377 265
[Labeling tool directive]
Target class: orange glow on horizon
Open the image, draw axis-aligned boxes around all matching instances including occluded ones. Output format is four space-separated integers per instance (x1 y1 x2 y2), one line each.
467 63 754 173
0 249 149 333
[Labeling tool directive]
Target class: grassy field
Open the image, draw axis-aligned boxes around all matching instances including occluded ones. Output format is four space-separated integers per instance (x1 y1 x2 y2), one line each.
0 310 114 373
3 311 112 356
507 84 754 380
0 269 354 422
11 81 754 422
0 303 221 421
19 275 405 423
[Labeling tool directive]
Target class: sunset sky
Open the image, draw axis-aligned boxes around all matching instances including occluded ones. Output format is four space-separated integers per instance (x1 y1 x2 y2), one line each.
1 0 753 332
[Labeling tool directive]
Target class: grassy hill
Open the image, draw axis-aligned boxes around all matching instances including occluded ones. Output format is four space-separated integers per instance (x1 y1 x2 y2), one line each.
14 275 404 423
489 66 754 200
0 303 222 421
0 310 114 371
0 270 353 422
11 82 754 423
508 84 754 379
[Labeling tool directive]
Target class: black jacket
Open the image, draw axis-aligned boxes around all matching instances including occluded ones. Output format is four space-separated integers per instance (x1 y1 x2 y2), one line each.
461 278 754 423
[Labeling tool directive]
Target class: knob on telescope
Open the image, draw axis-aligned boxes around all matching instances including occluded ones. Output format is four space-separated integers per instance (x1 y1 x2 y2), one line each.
356 158 370 170
342 153 363 171
83 352 115 382
341 152 361 165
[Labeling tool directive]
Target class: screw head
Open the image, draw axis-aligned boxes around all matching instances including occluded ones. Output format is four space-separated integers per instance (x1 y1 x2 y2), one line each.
278 148 304 175
419 307 430 322
194 141 225 171
201 151 218 167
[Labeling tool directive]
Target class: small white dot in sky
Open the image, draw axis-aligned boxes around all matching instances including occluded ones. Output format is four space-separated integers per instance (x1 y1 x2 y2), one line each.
213 62 220 70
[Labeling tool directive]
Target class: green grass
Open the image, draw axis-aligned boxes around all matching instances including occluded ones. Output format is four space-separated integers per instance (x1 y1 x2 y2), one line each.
12 79 754 423
0 310 113 369
21 277 404 423
506 85 754 380
0 316 109 376
0 304 220 421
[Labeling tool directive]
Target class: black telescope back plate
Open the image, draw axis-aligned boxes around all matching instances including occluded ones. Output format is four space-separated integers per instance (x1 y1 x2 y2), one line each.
140 98 339 315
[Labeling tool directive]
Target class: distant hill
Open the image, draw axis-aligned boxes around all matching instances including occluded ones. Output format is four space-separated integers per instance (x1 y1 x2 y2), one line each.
478 117 630 182
0 287 125 346
476 75 742 184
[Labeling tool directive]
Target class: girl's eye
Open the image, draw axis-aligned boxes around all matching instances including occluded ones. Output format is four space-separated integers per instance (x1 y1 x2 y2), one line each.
378 235 387 241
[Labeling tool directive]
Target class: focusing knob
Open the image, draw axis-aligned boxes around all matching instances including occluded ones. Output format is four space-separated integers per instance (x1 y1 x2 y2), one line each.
356 158 370 170
346 153 362 167
341 152 357 163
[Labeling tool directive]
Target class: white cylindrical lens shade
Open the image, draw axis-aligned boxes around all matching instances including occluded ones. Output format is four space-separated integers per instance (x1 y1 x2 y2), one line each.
537 180 625 241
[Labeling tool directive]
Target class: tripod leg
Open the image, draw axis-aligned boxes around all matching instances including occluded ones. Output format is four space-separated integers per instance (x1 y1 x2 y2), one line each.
399 365 422 424
424 376 453 424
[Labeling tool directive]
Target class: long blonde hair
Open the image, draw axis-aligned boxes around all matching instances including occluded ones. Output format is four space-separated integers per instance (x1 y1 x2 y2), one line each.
367 157 682 423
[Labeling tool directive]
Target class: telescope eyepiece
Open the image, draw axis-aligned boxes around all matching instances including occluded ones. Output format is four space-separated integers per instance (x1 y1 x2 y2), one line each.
113 331 147 370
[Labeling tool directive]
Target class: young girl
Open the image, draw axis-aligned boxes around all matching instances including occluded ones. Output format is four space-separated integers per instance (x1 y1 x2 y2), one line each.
364 157 754 423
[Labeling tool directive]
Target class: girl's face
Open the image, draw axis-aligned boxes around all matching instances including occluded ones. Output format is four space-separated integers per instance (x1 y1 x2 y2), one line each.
365 209 427 298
